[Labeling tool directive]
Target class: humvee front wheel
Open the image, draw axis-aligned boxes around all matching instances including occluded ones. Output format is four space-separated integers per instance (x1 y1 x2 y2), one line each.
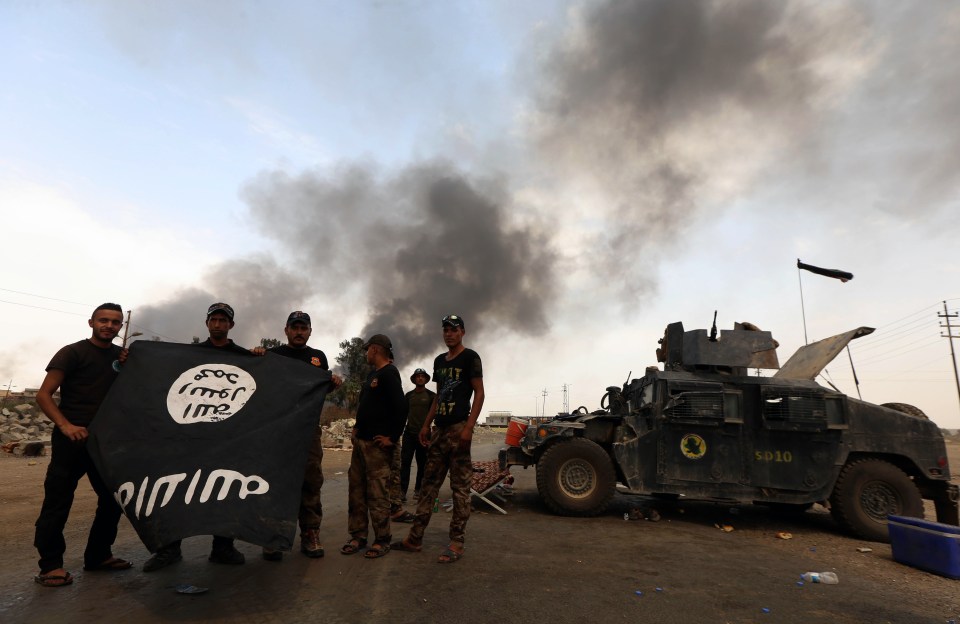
829 459 923 542
536 438 616 516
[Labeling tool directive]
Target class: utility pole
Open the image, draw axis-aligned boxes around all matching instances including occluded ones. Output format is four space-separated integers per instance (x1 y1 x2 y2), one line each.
562 383 570 414
541 388 548 418
938 301 960 415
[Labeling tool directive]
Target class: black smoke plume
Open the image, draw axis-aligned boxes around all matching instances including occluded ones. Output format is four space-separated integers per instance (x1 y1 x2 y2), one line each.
531 0 869 294
242 161 556 363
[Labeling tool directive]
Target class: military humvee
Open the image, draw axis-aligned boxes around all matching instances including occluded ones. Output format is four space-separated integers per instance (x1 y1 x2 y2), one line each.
499 319 958 542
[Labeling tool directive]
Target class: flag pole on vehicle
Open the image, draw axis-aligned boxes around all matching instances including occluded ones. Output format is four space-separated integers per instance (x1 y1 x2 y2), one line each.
796 259 858 396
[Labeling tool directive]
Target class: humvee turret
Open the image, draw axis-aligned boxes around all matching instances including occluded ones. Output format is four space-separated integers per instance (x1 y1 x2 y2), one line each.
500 319 958 542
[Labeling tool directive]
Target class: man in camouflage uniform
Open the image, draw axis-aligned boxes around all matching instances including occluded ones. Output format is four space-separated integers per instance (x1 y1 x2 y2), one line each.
387 437 415 523
341 334 406 559
392 315 484 563
263 311 342 561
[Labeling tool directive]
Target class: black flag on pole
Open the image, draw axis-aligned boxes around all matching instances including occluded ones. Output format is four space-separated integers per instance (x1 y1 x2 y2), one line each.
797 259 853 283
87 341 331 552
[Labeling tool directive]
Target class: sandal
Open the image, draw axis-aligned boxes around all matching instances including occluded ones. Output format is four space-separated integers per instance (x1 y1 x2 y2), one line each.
83 557 133 572
390 539 422 553
437 547 463 564
340 538 367 555
363 542 390 559
391 511 416 523
34 572 74 588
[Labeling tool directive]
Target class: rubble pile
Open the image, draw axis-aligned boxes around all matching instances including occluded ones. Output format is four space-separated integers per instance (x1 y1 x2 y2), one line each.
322 418 355 450
0 404 52 455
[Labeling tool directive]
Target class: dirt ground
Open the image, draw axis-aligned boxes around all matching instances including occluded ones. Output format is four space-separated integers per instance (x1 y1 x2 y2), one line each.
1 431 958 624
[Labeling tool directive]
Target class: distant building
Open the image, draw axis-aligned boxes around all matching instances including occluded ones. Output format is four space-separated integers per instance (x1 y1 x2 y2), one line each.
486 411 512 427
485 411 557 427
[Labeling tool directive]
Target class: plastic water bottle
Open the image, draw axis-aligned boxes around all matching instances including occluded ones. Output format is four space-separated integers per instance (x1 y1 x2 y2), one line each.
433 498 439 513
800 571 838 584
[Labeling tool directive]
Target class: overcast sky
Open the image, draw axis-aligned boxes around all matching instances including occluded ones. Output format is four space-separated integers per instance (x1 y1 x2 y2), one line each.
2 0 960 428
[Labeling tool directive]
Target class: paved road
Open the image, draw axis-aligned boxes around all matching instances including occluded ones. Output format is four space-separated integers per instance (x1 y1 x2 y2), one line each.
1 441 957 623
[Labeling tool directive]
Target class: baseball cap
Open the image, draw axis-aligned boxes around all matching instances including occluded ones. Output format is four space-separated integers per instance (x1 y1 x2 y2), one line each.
207 302 235 320
442 314 465 329
363 334 394 358
410 367 431 383
286 311 311 327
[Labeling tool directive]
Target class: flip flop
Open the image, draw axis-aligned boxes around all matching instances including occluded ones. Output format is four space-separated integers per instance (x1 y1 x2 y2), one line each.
34 572 74 588
83 557 133 572
391 511 416 523
437 548 463 564
363 543 390 559
390 539 422 553
340 538 367 555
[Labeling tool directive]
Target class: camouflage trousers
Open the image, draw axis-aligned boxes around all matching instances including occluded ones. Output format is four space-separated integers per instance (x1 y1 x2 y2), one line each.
388 434 403 512
299 427 324 530
407 422 472 546
347 439 394 544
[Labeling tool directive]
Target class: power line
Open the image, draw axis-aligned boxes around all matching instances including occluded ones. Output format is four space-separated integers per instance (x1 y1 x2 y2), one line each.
853 335 943 366
0 299 87 317
0 297 183 343
0 287 93 307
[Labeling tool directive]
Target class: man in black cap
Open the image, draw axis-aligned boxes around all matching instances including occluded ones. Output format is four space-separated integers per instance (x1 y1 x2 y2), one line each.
341 334 406 559
262 311 341 561
393 314 484 563
400 368 434 501
143 302 256 572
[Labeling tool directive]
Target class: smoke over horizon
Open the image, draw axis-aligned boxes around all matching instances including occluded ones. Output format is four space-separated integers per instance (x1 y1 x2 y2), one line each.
133 162 557 365
529 0 875 296
126 0 960 367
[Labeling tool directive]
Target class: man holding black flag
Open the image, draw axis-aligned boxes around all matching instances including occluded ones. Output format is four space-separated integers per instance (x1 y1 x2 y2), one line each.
33 303 132 588
262 310 342 561
143 302 257 572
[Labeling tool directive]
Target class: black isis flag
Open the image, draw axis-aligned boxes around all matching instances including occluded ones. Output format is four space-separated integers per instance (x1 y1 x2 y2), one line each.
797 259 854 282
87 341 331 553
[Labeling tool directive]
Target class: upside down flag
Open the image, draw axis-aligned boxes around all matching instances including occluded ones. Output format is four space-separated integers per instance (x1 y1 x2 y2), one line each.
87 341 331 552
797 259 854 283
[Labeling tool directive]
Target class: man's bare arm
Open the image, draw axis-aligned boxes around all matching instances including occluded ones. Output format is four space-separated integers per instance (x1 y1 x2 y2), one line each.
37 369 87 441
458 377 485 448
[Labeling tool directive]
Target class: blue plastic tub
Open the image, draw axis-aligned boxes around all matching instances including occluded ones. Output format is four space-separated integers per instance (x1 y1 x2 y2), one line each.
887 515 960 580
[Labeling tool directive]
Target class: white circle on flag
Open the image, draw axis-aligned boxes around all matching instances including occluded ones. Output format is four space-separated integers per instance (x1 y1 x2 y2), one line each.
167 364 256 424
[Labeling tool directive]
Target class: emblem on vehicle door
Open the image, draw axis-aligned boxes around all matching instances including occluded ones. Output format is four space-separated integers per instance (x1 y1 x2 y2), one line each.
680 434 706 460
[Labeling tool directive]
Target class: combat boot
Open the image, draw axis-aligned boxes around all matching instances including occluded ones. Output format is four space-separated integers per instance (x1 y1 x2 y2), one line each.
301 528 324 558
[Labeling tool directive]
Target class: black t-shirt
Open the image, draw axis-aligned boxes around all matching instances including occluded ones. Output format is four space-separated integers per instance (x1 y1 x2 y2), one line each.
196 338 252 355
433 348 482 427
46 339 122 426
354 364 406 442
268 344 329 370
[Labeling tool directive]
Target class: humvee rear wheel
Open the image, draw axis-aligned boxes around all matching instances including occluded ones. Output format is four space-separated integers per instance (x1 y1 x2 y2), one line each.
880 403 928 419
829 459 923 542
536 438 616 516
